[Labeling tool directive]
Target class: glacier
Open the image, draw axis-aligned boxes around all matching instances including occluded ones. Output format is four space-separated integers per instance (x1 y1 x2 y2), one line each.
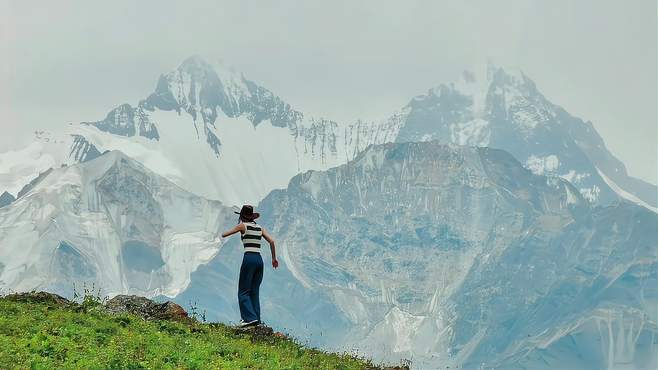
0 151 235 297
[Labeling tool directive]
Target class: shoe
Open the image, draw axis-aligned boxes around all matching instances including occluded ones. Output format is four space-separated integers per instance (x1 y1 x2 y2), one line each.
238 319 259 328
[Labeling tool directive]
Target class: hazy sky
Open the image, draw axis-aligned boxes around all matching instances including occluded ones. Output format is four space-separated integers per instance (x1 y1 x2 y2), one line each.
1 0 656 184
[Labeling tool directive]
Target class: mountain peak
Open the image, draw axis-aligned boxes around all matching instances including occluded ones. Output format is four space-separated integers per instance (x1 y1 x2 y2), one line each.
36 54 653 209
182 54 241 71
290 141 586 216
180 54 213 70
454 62 534 96
140 54 301 131
177 55 245 86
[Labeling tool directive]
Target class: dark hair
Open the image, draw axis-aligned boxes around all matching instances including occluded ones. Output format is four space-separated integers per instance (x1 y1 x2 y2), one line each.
238 215 257 223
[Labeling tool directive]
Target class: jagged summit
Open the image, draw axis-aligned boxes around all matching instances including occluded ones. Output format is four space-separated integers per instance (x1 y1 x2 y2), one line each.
4 55 655 209
143 54 303 130
31 55 364 205
396 63 656 207
79 55 303 160
403 63 549 141
177 55 246 86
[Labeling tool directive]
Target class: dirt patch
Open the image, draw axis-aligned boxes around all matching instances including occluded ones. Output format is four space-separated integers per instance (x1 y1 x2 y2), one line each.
229 323 293 344
367 365 410 370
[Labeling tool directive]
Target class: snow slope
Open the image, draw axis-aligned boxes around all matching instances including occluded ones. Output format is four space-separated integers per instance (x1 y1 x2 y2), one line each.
0 135 65 197
596 166 658 213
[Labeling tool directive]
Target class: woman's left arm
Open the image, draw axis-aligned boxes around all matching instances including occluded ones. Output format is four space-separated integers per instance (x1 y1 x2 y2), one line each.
262 228 278 269
222 223 245 238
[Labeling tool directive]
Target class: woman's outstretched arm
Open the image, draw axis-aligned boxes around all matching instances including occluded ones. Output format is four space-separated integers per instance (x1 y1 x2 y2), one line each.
222 223 245 238
262 228 279 269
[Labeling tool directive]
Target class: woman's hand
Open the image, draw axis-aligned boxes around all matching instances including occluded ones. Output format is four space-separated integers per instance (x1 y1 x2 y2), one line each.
262 228 278 269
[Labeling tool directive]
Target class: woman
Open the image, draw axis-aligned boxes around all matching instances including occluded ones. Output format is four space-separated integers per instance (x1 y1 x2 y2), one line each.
221 205 279 327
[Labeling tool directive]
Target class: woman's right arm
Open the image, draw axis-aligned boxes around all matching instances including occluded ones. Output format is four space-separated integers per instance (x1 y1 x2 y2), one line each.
222 223 245 238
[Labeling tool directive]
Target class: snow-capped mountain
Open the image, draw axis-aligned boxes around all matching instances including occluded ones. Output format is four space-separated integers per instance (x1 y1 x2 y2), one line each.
0 151 235 297
2 56 652 212
392 64 657 209
180 141 655 369
43 55 399 207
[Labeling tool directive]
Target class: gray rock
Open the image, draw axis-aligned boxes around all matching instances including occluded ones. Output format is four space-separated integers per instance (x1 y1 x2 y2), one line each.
105 295 190 322
69 135 102 162
82 104 159 141
4 291 71 306
16 168 53 199
0 191 15 208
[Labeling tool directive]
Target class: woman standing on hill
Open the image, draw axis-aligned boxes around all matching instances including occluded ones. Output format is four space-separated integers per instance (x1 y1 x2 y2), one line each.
222 205 279 327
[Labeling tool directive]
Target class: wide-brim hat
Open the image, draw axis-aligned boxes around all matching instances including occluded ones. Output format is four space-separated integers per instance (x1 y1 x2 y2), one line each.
234 205 260 221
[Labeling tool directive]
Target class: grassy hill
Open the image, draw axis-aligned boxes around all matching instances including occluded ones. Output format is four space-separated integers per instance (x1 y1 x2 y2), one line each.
0 292 395 370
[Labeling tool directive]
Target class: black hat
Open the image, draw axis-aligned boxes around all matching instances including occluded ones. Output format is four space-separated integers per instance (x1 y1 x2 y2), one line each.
235 205 260 221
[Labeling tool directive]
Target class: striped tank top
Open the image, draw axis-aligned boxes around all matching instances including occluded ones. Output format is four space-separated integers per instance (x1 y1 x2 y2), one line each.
241 222 262 253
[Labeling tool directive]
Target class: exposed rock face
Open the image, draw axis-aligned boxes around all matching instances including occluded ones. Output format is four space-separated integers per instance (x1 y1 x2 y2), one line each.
105 295 190 323
69 135 102 162
207 141 654 369
82 103 160 140
16 168 53 199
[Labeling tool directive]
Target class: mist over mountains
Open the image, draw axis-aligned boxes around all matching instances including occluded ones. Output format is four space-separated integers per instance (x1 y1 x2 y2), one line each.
0 56 656 369
3 56 654 209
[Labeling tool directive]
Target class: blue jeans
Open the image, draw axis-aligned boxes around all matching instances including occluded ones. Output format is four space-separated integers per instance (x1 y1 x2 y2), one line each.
238 252 263 322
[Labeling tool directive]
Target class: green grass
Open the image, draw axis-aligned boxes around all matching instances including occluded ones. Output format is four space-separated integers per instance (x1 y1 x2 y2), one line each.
0 296 375 369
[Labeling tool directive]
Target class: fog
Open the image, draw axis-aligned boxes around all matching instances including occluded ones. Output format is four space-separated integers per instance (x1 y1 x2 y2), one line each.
1 0 655 183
